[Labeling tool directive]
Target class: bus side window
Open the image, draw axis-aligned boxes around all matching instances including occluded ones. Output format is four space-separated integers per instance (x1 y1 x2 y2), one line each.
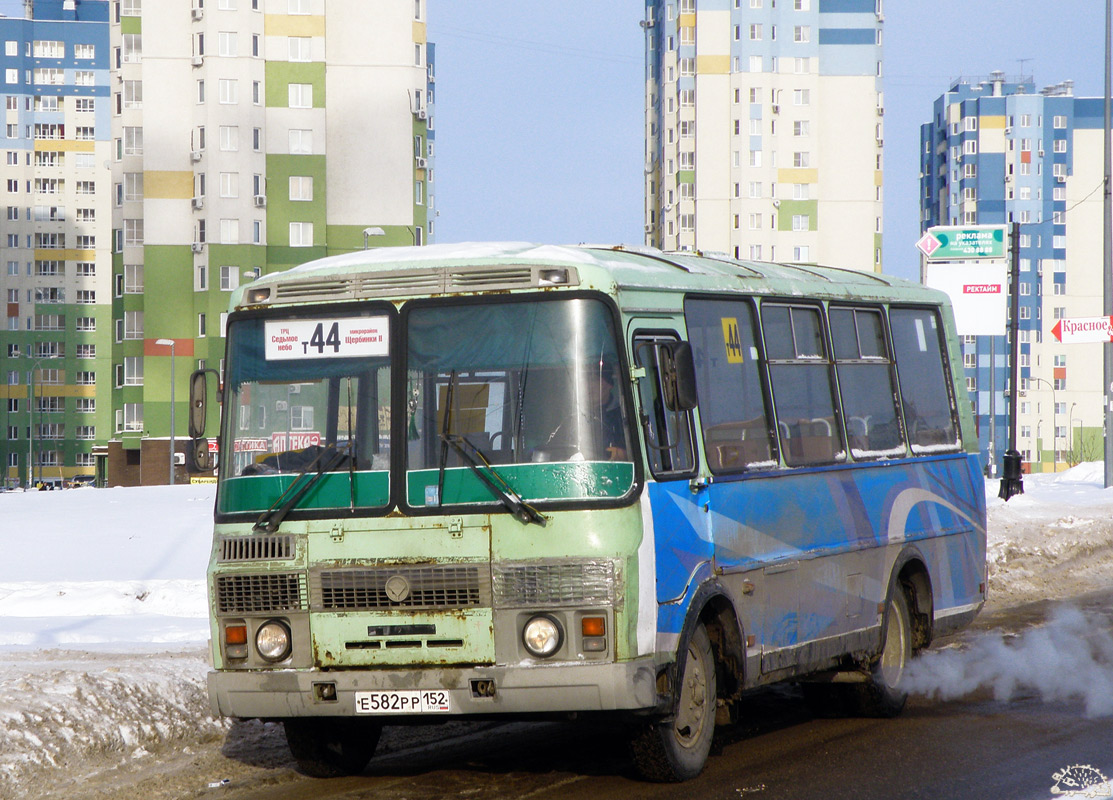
830 306 904 458
889 307 960 452
683 298 776 472
633 334 697 478
761 303 845 467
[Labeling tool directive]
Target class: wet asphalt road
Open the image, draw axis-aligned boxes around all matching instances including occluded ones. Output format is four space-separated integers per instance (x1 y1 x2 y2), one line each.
216 592 1113 800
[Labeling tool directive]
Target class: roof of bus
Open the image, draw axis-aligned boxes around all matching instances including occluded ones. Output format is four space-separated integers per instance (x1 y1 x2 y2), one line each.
235 242 947 309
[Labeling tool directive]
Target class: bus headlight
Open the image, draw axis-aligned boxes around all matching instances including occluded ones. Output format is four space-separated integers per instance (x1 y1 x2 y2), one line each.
255 620 292 662
522 614 563 658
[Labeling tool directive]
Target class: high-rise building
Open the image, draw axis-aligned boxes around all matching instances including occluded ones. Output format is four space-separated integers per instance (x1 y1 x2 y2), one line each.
0 0 112 489
0 0 434 487
643 0 883 271
920 74 1103 473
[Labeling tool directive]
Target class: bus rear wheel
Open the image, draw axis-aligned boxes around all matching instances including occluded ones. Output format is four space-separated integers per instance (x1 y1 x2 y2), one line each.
284 718 382 778
851 589 912 718
630 622 717 782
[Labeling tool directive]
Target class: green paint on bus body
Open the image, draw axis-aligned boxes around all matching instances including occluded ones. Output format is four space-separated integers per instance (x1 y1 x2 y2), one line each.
220 470 391 513
406 462 636 507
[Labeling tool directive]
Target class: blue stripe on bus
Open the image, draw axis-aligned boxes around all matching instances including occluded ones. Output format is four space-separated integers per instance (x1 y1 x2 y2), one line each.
648 454 985 640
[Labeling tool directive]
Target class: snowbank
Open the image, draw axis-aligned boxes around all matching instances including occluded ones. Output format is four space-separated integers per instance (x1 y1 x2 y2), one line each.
0 485 214 648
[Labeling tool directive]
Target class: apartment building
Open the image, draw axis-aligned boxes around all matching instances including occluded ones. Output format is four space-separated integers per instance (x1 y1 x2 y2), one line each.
921 74 1103 472
0 0 111 488
0 0 434 487
643 0 883 271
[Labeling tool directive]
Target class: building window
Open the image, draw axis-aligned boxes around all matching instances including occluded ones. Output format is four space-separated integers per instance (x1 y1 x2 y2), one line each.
220 218 239 244
285 35 313 62
219 126 239 151
289 176 313 201
289 222 314 247
288 83 312 108
124 265 143 293
289 129 312 154
123 219 143 246
220 266 240 291
219 172 238 198
219 79 238 104
218 31 237 57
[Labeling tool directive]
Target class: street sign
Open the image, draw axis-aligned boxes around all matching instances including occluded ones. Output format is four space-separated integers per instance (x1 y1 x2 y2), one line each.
1050 316 1113 344
916 225 1007 261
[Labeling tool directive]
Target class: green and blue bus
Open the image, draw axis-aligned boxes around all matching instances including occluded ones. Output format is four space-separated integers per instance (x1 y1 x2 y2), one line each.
190 243 987 781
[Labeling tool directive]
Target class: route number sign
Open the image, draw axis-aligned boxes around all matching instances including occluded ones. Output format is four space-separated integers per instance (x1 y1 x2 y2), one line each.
264 317 389 360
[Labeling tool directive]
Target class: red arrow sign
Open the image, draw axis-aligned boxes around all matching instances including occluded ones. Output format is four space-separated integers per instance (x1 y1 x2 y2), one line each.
1051 316 1113 344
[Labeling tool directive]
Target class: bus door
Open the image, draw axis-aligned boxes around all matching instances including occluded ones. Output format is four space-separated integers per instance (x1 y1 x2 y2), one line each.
630 329 705 620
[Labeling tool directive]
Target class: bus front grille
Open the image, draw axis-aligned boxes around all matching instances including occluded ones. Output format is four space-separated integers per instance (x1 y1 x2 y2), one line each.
218 535 296 562
311 565 490 611
215 572 307 613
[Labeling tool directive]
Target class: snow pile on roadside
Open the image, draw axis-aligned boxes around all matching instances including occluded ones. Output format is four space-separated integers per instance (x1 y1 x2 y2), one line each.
0 648 227 799
985 463 1113 605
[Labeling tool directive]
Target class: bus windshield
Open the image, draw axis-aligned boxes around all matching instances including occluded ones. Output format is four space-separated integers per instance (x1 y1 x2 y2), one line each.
217 297 635 518
219 312 393 515
404 297 634 510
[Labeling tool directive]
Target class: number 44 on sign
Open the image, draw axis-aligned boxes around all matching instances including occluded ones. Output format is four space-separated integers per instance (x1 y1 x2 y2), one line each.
1050 316 1113 344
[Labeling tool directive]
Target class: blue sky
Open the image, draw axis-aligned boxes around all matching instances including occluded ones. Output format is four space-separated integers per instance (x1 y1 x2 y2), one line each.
427 1 1106 282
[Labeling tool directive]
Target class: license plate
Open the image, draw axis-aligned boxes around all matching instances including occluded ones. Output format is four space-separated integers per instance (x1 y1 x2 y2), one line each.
354 690 452 714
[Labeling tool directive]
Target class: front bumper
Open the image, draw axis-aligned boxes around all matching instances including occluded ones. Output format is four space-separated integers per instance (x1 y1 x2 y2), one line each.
208 657 660 719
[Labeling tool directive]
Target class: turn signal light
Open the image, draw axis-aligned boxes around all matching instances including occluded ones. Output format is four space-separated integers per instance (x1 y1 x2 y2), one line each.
581 616 606 637
225 624 248 645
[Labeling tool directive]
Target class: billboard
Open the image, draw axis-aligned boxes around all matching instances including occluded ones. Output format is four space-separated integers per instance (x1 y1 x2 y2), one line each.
923 262 1008 336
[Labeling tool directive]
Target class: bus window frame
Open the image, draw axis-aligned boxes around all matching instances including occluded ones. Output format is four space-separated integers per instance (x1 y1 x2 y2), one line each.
681 294 780 476
215 300 400 526
631 328 699 481
887 303 963 454
397 290 645 519
827 302 909 461
757 298 848 468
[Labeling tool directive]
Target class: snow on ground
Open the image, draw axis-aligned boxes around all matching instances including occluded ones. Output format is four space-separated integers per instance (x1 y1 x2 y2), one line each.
2 468 1113 797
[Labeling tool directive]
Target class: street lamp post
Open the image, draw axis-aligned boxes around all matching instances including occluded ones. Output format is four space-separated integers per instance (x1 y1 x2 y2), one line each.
156 339 176 485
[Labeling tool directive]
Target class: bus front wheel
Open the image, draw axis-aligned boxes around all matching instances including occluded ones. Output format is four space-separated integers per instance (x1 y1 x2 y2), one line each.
630 621 717 782
852 588 912 717
284 718 382 778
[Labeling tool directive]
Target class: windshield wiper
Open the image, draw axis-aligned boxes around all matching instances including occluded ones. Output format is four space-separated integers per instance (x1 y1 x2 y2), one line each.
438 371 545 527
253 445 350 533
439 432 547 527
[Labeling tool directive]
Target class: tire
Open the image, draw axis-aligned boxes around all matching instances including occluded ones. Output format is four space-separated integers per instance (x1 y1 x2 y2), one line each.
630 622 717 782
851 589 912 718
284 718 382 778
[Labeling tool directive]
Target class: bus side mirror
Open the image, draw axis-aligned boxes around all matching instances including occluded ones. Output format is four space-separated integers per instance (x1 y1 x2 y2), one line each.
661 341 698 412
186 438 216 473
187 369 220 473
189 369 209 438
